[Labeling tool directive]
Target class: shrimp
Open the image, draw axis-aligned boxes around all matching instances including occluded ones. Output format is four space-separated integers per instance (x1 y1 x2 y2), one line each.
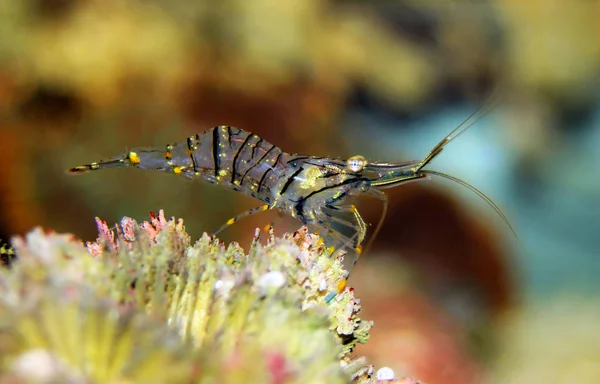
68 107 515 298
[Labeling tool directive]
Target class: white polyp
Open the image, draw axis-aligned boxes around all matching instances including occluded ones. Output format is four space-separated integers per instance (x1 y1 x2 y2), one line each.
258 271 286 289
214 280 224 290
302 300 318 310
376 366 395 381
11 349 81 382
12 350 57 380
214 279 235 296
319 279 328 291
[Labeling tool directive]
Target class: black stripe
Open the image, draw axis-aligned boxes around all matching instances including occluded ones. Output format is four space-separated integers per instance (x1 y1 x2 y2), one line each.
294 200 307 223
326 190 347 205
187 137 198 172
279 167 304 196
229 126 242 136
301 177 360 201
286 155 312 164
240 144 275 185
226 126 233 146
250 138 263 160
231 132 253 184
212 127 220 177
302 161 325 167
257 151 282 193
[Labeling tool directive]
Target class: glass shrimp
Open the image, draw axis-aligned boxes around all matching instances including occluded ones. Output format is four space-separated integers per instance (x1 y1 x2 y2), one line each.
68 110 515 298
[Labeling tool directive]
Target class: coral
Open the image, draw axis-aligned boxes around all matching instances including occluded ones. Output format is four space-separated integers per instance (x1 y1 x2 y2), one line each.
0 210 416 383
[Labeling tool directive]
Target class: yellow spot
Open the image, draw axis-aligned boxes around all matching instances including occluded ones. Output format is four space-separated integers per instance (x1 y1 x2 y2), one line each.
337 279 347 292
264 224 272 232
261 205 269 211
90 163 99 170
165 151 172 160
173 167 183 174
316 238 324 247
219 169 227 177
226 218 236 225
299 167 321 190
355 245 363 255
350 205 357 213
128 151 140 165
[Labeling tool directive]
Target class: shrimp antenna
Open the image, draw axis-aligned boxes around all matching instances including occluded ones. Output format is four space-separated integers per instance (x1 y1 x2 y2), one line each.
413 85 517 238
414 86 502 173
422 169 517 238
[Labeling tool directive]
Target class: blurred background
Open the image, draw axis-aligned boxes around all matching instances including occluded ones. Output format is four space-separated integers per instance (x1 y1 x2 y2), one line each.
1 0 599 383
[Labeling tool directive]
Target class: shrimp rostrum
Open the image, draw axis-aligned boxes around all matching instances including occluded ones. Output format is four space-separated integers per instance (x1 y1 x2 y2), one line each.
69 118 515 295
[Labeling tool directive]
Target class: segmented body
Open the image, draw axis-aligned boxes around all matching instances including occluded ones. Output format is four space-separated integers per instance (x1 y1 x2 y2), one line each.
70 126 410 266
69 118 515 295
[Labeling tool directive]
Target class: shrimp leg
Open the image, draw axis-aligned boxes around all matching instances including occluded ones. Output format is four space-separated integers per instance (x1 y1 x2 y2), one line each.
361 189 388 261
323 204 367 253
212 204 272 236
263 208 287 233
314 217 365 303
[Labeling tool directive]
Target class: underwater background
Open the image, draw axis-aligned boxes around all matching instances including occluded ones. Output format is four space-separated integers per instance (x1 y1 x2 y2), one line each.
1 1 599 383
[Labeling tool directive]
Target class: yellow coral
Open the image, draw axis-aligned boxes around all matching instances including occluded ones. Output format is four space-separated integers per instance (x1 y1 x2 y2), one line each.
0 211 379 383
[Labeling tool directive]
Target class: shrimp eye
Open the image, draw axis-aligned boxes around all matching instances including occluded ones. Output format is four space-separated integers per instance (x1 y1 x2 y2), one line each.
346 155 367 173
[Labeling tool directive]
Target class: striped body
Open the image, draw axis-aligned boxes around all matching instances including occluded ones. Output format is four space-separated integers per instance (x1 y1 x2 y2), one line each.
69 126 383 249
196 127 371 213
157 126 295 203
68 120 515 289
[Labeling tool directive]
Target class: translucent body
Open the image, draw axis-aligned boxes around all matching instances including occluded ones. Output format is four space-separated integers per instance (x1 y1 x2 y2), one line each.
69 120 515 288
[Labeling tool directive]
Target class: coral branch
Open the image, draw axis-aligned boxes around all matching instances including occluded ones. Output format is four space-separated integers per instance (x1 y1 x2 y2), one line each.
0 210 419 383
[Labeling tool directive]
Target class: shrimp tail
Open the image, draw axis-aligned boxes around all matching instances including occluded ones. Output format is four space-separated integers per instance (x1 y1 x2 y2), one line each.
67 151 141 174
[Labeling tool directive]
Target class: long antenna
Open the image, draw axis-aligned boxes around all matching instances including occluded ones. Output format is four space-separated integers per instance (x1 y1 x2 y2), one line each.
414 85 518 237
414 86 502 173
424 169 518 238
